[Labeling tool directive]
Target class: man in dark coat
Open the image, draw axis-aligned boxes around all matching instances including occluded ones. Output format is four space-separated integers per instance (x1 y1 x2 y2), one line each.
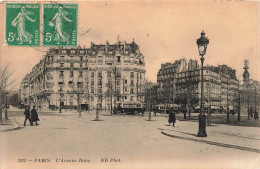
31 106 40 125
168 108 176 127
254 111 259 120
172 108 176 127
24 106 32 126
168 110 173 126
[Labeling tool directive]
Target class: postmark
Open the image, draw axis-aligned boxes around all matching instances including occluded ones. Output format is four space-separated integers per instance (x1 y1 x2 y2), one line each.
43 3 78 47
5 3 40 46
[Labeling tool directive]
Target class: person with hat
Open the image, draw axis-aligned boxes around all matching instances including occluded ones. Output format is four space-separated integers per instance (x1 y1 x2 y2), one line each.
168 107 176 127
31 105 40 125
24 105 32 126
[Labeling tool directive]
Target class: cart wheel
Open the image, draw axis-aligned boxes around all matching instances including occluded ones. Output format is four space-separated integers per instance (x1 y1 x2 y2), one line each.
134 111 139 115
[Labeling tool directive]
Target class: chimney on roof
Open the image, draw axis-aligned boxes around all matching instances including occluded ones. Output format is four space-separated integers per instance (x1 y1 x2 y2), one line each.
105 40 109 54
124 41 126 55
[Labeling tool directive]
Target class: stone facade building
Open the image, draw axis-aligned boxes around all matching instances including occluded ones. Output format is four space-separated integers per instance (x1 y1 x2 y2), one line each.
156 58 239 111
20 40 146 111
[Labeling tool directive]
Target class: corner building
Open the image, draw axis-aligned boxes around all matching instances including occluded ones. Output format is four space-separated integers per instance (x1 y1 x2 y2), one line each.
20 40 146 111
157 58 239 110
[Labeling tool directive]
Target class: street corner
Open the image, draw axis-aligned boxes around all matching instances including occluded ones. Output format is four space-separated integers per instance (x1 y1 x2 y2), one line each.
161 123 260 154
0 118 22 132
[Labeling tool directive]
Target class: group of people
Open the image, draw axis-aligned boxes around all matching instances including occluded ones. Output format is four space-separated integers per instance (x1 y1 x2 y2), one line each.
168 107 176 127
24 105 40 126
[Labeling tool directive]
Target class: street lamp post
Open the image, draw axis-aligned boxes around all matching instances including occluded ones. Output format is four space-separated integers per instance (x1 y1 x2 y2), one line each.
196 30 209 137
247 84 250 120
249 82 257 117
58 86 62 113
226 79 230 124
238 81 241 122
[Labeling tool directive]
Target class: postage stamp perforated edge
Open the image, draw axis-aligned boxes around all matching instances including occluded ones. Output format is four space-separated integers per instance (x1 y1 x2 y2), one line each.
42 3 78 47
5 3 41 46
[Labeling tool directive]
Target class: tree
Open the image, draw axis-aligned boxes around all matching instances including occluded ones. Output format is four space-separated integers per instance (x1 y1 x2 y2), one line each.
0 65 15 122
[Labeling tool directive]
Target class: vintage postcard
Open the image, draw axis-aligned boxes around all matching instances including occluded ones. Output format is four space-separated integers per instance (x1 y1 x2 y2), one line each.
0 1 260 169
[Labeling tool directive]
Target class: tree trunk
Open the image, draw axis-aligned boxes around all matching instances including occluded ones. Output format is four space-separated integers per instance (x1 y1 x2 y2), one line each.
0 91 2 123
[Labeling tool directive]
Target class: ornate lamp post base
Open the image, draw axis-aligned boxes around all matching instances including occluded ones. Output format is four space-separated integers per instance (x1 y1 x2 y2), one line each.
197 114 207 137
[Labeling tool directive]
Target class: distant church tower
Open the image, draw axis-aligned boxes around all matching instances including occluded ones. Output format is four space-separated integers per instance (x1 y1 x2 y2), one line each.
243 60 250 85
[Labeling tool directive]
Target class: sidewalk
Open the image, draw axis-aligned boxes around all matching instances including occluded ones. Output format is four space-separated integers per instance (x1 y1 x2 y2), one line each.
0 118 21 132
162 120 260 153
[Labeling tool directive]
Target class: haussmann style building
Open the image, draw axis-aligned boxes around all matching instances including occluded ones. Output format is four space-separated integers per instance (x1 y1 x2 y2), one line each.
156 58 239 112
20 40 146 111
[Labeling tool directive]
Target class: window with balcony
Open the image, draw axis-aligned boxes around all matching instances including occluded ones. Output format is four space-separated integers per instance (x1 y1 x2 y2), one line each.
98 72 102 78
59 71 64 77
69 71 73 77
108 80 112 88
117 56 121 63
98 79 102 86
116 88 120 94
130 96 134 101
107 72 111 78
79 71 83 77
116 80 120 86
130 88 134 94
80 56 83 61
91 72 94 78
91 80 94 86
131 72 134 78
117 72 121 78
91 87 94 94
130 80 134 86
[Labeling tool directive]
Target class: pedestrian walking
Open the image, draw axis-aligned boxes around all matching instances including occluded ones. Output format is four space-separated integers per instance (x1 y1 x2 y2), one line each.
24 106 32 126
168 109 173 126
172 109 176 127
31 105 40 125
168 108 176 127
254 111 259 120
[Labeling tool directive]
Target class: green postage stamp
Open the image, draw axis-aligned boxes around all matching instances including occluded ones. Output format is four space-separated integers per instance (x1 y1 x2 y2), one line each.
43 4 78 47
5 3 40 46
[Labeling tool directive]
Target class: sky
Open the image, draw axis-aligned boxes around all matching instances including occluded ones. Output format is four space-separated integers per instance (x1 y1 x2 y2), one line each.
0 1 259 90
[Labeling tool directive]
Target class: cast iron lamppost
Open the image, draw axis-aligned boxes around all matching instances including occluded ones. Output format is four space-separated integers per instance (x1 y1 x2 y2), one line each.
196 30 209 137
58 86 62 113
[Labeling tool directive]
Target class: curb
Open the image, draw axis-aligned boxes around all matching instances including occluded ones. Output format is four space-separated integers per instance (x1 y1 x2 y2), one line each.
161 130 260 154
12 118 21 128
0 118 22 132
